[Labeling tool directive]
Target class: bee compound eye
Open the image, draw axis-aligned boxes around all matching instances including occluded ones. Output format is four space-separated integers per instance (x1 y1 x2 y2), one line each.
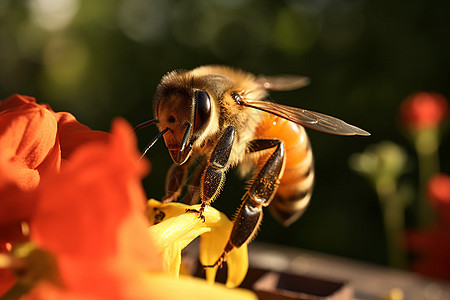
194 91 211 132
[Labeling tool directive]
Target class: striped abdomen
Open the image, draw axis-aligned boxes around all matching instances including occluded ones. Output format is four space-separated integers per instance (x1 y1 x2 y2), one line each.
255 115 314 226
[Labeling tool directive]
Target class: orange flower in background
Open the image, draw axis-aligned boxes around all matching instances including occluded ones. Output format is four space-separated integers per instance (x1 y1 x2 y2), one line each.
399 92 448 130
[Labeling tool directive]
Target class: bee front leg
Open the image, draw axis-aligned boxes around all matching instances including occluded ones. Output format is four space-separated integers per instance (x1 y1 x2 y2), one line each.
207 139 285 267
162 163 189 203
186 126 235 220
182 159 206 205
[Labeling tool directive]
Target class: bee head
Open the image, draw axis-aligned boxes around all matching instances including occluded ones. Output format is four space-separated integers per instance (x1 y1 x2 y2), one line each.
154 81 214 165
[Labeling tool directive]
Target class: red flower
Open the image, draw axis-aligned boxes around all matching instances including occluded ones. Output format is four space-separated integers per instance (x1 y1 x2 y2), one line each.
0 94 110 190
407 226 450 280
25 118 162 299
0 94 111 296
53 111 110 165
399 92 448 130
0 94 60 191
406 173 450 280
428 173 450 205
428 173 450 227
0 94 110 242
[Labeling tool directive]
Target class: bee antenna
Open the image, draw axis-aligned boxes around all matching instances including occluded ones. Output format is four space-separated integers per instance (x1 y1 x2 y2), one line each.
140 127 169 159
134 119 159 131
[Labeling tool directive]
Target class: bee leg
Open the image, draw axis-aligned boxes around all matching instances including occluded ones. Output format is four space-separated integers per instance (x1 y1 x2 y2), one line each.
182 159 205 205
162 163 188 203
186 126 235 220
207 139 285 267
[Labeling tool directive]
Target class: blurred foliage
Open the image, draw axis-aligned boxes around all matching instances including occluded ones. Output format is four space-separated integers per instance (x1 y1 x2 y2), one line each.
1 0 449 267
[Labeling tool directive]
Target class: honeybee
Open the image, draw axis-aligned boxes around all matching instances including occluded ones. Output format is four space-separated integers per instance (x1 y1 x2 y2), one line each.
136 65 369 267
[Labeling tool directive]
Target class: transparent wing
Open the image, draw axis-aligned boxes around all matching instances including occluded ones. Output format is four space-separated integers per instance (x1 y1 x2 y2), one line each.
254 75 310 91
244 99 370 136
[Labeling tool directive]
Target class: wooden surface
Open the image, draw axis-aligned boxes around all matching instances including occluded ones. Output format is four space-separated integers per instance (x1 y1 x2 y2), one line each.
184 241 450 299
248 242 450 300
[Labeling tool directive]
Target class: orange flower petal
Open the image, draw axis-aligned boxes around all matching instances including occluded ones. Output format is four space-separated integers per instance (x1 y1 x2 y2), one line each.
30 118 162 297
54 112 109 162
31 118 149 259
0 94 60 245
0 95 59 191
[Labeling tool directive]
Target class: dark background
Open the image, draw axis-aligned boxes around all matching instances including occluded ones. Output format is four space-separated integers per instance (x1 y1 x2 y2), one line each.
1 0 449 268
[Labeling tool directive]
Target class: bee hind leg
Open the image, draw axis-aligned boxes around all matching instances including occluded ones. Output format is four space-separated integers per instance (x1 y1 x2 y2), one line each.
206 139 285 268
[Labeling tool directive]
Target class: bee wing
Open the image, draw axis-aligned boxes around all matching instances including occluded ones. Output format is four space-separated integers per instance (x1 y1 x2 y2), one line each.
255 75 310 91
244 99 370 136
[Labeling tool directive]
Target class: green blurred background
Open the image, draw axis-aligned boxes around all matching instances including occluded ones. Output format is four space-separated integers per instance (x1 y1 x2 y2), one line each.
1 0 449 268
